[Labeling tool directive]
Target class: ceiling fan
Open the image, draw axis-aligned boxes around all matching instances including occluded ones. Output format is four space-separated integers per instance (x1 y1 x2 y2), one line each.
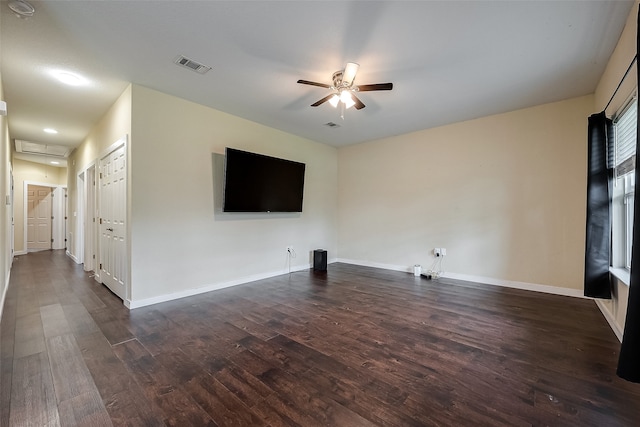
297 62 393 112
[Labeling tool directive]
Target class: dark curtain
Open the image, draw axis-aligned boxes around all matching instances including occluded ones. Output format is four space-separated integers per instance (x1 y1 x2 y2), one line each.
616 10 640 383
584 111 613 299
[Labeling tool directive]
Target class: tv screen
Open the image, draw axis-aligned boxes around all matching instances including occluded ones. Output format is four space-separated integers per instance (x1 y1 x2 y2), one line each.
223 148 306 212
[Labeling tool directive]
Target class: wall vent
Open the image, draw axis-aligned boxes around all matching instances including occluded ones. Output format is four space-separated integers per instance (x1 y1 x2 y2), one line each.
173 55 211 74
325 122 340 128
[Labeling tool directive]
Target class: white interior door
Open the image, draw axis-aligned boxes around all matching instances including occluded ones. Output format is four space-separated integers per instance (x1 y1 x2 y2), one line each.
76 172 85 264
51 187 66 250
10 171 14 259
84 165 96 271
99 142 127 300
64 188 68 251
27 185 52 251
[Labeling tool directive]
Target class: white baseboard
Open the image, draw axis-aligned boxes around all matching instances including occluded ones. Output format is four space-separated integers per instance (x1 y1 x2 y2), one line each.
337 258 413 273
66 250 80 264
441 271 586 299
595 299 624 342
13 250 27 256
127 262 319 310
336 258 585 299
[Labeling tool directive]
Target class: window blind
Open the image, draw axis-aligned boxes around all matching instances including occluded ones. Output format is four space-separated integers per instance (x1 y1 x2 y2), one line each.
615 99 637 177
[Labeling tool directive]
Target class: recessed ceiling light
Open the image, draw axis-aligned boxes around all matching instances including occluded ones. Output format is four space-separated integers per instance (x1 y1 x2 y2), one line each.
43 128 58 134
8 0 35 18
50 161 60 165
50 70 88 87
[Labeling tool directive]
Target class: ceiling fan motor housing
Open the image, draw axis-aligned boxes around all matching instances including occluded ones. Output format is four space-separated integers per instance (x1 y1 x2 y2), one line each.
332 70 346 88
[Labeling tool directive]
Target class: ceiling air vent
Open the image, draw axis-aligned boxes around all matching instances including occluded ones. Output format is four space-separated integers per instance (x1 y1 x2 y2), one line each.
15 140 73 157
325 122 340 128
173 55 211 74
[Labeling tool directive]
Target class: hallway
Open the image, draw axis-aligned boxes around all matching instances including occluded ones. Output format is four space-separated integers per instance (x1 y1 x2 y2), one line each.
1 250 126 425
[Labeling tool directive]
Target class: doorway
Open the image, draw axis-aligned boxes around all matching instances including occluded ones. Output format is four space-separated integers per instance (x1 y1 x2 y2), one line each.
23 182 67 254
26 185 52 251
84 165 96 272
76 171 85 264
97 137 128 301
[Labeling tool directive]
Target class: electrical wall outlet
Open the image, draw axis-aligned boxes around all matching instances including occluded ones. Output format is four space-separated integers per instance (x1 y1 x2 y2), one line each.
441 248 447 256
434 248 441 257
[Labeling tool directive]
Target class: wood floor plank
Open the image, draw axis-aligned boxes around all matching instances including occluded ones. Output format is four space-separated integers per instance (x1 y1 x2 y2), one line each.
88 308 135 346
112 339 218 427
211 363 274 408
40 304 72 338
46 333 104 405
182 374 265 427
9 352 60 427
266 334 431 426
13 312 46 358
1 279 19 427
103 389 167 427
60 301 102 338
57 390 113 427
75 332 143 403
3 250 640 426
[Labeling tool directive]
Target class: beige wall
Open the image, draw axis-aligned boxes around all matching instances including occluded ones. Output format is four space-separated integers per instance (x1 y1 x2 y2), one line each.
69 85 133 174
12 159 67 254
338 94 594 290
0 38 11 313
129 85 338 303
67 85 132 263
593 1 638 337
66 83 337 305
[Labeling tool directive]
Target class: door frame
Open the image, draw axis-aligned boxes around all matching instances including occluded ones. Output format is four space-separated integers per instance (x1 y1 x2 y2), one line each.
51 186 66 251
97 135 129 303
84 164 97 273
75 162 97 271
22 181 67 255
10 167 14 265
75 171 85 264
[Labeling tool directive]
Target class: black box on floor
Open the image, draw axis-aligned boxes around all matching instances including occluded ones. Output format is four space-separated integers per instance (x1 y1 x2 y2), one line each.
313 249 327 271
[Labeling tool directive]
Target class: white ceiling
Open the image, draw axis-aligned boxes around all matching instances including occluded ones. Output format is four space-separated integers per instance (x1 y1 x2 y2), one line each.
0 0 635 157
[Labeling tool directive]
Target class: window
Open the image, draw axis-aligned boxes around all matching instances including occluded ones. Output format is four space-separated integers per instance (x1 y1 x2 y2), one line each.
612 97 637 272
623 172 634 268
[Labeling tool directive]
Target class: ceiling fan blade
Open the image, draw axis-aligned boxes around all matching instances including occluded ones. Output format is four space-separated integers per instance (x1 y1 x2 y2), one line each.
297 79 331 89
357 83 393 92
311 94 335 107
342 62 359 86
352 94 366 110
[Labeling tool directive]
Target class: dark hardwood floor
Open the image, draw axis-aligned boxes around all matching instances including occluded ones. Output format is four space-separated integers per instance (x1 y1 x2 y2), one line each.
1 250 640 426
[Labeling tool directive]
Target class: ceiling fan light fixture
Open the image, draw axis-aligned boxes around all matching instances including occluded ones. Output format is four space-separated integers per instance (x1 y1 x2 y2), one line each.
342 62 359 87
343 97 356 109
297 62 392 111
340 90 355 109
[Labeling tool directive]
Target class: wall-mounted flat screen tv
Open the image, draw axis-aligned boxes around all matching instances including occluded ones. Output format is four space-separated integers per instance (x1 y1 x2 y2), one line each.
223 148 306 212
